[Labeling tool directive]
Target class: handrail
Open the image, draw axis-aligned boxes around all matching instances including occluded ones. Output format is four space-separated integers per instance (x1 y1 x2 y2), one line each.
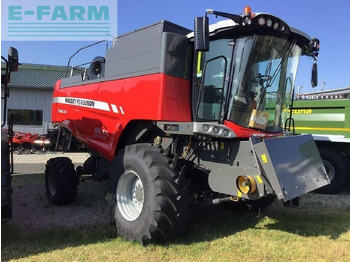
65 40 108 77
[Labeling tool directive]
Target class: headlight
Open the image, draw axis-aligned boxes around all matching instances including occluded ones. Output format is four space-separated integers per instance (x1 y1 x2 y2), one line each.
34 140 50 145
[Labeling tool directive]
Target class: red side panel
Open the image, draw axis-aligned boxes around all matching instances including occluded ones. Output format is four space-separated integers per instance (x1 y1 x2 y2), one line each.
95 73 191 121
53 80 101 145
52 73 191 160
51 80 60 124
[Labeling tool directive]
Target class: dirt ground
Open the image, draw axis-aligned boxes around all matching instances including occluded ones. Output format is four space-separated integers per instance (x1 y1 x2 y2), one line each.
8 152 110 232
6 152 350 232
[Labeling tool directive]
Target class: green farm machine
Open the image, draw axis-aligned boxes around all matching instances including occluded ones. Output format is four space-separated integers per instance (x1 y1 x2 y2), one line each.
291 87 350 193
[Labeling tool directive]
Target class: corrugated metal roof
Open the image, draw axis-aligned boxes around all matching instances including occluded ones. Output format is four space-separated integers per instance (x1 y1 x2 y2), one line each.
300 86 350 96
6 63 71 89
296 86 350 100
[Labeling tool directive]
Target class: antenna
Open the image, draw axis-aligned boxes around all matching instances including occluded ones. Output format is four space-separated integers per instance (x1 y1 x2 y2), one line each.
105 32 117 40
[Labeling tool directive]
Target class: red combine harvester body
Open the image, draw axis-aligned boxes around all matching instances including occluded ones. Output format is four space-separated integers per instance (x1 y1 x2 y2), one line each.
47 7 328 244
52 73 191 160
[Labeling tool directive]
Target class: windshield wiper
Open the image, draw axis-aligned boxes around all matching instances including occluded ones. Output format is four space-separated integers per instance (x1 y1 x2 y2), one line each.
253 39 297 112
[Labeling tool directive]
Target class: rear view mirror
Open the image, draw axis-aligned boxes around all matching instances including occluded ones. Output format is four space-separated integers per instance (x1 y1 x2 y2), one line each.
8 47 19 72
194 17 209 52
311 62 318 88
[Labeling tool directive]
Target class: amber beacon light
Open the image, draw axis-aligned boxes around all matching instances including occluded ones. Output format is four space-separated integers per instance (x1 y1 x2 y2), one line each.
244 6 252 16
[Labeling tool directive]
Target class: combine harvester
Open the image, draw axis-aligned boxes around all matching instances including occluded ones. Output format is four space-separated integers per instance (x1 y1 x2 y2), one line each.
46 6 329 244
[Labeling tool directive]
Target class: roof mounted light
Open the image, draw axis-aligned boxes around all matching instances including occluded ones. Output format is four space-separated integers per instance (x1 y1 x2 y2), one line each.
244 6 252 17
266 19 273 27
258 17 266 26
242 6 252 25
310 38 320 53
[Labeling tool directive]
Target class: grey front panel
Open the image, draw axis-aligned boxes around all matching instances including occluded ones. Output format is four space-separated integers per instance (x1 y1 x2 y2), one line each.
205 140 267 200
253 135 329 201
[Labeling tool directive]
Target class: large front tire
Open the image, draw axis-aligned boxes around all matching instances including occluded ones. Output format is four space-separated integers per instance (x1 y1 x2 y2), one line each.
45 157 78 205
110 144 191 244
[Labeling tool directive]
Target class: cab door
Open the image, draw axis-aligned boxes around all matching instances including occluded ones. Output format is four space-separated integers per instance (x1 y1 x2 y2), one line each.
193 39 233 123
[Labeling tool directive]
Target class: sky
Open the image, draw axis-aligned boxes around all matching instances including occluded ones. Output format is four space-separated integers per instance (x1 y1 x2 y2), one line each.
1 0 350 94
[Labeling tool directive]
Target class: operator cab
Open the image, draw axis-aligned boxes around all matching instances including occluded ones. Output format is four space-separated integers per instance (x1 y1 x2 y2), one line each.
191 7 320 137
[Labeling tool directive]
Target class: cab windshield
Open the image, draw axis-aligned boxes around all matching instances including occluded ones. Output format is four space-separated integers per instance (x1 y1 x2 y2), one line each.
227 35 301 132
195 34 302 133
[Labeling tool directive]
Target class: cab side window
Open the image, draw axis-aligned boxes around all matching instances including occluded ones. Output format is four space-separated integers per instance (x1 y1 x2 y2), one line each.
194 39 233 121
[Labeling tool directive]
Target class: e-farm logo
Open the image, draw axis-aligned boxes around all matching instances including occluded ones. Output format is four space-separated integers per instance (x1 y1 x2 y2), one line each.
1 0 117 41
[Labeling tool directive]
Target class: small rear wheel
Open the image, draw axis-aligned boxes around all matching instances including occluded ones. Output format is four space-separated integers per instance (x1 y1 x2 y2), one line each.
45 157 78 204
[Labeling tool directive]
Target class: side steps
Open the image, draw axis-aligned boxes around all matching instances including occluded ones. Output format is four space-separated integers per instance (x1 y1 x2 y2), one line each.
76 156 110 181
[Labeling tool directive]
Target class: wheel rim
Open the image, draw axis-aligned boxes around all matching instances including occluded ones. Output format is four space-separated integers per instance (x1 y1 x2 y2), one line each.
323 160 335 181
116 170 144 221
48 171 57 195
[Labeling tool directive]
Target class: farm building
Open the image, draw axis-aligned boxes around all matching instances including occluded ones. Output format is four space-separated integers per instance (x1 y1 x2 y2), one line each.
296 86 350 100
1 63 67 134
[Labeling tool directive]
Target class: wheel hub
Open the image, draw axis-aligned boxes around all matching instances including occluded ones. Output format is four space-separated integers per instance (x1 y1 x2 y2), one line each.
133 180 144 204
116 170 144 221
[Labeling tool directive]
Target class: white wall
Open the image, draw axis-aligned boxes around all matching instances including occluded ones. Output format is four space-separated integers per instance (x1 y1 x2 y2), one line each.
2 87 54 134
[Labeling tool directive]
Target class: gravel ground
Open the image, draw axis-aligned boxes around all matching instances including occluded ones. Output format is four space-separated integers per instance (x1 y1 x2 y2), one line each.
9 152 111 232
7 152 350 232
13 151 90 164
267 190 350 213
12 152 91 174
